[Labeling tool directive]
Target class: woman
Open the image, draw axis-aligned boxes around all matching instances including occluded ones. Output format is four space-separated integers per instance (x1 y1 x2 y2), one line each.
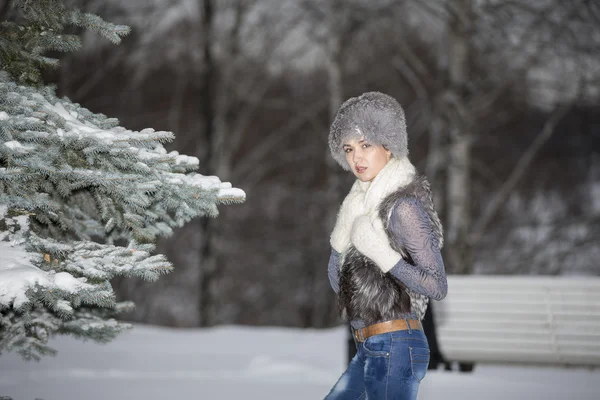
325 92 448 400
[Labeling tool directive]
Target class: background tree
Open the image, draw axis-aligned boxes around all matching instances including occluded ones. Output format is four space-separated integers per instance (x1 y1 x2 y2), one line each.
380 0 600 275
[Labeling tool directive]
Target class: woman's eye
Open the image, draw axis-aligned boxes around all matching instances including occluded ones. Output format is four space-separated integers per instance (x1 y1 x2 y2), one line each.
362 143 371 149
344 148 352 153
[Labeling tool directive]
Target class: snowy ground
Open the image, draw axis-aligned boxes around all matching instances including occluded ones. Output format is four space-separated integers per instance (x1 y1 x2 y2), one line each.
1 325 599 400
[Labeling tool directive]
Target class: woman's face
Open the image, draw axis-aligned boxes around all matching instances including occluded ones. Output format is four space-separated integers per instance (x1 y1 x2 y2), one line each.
343 138 392 182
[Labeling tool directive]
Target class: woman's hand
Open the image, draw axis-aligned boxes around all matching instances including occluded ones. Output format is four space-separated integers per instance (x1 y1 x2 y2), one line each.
330 190 365 253
350 215 401 273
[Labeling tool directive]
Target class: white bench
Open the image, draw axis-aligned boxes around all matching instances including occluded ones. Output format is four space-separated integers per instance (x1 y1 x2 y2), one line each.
432 276 600 367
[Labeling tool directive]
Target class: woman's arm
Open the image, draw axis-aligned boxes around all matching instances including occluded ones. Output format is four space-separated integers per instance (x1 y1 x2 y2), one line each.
327 248 342 294
387 197 447 300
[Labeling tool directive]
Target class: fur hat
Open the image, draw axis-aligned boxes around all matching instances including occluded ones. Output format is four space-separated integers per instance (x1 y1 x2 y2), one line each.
329 91 408 171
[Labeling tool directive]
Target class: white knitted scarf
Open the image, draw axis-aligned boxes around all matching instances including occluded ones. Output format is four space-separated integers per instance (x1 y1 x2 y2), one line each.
330 156 417 254
349 156 416 219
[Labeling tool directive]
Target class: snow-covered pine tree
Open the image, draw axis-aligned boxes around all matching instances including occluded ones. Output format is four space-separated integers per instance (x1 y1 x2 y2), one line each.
0 1 245 361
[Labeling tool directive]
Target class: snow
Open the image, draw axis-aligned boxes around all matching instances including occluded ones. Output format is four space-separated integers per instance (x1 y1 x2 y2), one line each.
173 153 198 166
14 215 29 233
0 241 93 308
0 325 598 400
3 140 33 152
0 242 40 308
55 299 73 313
53 271 90 293
162 172 246 201
47 101 105 136
0 111 9 120
218 187 246 201
0 209 86 309
3 140 23 149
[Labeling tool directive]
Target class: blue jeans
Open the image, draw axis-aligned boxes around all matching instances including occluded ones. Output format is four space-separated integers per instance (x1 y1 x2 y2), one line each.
325 324 429 400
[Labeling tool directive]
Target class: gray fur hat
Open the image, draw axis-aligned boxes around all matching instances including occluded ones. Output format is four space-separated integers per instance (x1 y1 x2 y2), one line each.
329 91 408 171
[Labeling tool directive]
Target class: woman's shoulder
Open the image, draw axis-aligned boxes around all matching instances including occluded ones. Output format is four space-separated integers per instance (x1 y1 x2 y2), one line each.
399 174 434 200
391 195 428 225
381 175 433 211
388 176 444 246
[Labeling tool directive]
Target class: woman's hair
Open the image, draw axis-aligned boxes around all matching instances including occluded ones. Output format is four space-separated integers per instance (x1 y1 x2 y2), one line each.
329 92 408 171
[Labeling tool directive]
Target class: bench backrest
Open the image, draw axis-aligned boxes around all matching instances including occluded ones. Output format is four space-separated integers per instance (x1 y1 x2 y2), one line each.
432 275 600 366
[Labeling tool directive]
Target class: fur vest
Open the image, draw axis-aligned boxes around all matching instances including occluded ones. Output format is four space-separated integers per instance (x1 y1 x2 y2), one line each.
338 175 443 325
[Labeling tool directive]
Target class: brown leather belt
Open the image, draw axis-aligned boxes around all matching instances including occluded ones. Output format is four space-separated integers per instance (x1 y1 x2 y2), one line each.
353 319 422 342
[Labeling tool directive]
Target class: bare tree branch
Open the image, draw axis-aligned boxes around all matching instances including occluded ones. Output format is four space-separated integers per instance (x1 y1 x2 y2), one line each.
469 101 573 245
71 51 123 100
470 0 586 117
234 98 329 179
390 56 431 120
228 76 275 155
242 144 316 187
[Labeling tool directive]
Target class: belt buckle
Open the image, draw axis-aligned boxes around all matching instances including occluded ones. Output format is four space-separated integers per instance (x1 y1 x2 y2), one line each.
356 328 366 342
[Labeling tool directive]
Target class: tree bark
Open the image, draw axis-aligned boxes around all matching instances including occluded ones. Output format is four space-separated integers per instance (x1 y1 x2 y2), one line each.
199 0 255 326
426 107 446 214
199 0 216 327
0 0 11 21
315 0 347 327
445 0 474 275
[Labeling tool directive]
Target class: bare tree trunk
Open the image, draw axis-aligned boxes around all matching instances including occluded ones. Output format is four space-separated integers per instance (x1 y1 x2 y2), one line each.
199 0 216 327
212 0 248 182
311 0 346 327
199 0 254 326
445 0 474 275
323 0 346 210
168 70 187 136
293 0 349 327
389 12 447 217
426 100 446 214
326 38 343 121
0 1 12 21
446 125 472 274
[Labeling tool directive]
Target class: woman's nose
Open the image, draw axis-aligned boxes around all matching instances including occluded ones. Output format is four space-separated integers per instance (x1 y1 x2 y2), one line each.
353 149 363 163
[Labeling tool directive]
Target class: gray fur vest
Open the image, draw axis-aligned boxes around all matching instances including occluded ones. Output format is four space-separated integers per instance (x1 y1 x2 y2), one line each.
338 175 443 325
